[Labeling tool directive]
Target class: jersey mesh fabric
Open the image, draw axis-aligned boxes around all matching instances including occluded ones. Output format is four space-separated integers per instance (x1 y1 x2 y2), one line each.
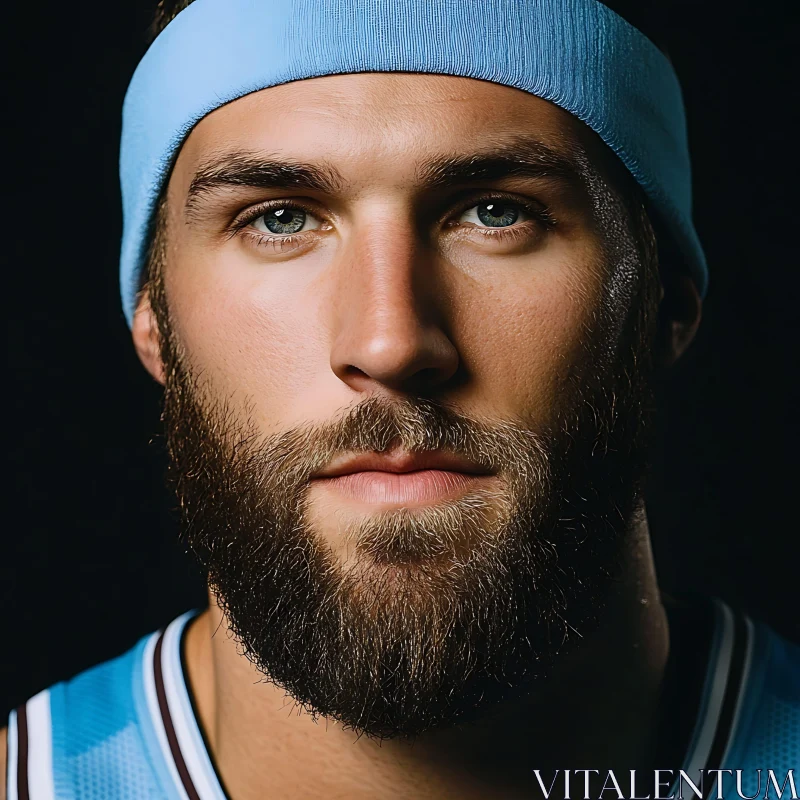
725 625 800 795
48 635 175 800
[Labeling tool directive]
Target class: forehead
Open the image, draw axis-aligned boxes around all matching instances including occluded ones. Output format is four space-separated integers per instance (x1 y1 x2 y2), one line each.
174 73 612 183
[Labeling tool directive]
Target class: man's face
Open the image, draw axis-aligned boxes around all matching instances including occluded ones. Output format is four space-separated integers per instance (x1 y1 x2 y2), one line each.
142 74 659 739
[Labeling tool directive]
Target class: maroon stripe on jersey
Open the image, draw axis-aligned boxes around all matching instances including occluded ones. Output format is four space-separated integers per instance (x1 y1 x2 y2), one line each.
15 703 29 800
153 630 202 800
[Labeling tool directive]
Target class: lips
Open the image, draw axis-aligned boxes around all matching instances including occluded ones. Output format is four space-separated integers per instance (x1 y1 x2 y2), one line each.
310 449 497 507
312 449 493 479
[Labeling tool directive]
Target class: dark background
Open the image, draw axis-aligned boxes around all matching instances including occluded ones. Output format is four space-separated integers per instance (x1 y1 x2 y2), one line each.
3 1 798 718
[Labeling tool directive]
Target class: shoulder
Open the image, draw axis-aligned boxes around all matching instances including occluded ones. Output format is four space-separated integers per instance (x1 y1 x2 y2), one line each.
668 595 799 786
724 613 800 770
5 625 167 800
4 612 203 800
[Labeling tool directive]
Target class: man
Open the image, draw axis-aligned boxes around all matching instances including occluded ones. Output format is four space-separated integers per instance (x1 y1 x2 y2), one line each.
3 0 798 797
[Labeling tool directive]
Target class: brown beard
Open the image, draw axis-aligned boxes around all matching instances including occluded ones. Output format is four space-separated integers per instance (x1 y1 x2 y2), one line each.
149 194 660 741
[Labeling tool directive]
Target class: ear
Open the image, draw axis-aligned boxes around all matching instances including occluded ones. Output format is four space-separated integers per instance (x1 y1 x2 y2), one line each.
654 273 703 368
132 289 166 385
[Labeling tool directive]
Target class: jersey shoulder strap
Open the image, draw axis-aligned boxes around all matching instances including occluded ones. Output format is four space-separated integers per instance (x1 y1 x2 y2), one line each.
5 611 208 800
673 598 800 798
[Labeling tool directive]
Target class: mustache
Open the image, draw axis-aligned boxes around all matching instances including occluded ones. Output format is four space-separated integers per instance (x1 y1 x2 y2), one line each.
165 378 554 493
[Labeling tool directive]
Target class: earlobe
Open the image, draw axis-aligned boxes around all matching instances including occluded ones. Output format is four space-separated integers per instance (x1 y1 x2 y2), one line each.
132 290 166 385
655 273 703 368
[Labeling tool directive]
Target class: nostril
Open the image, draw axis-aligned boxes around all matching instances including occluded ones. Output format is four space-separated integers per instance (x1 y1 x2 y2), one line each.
344 365 369 380
408 366 435 385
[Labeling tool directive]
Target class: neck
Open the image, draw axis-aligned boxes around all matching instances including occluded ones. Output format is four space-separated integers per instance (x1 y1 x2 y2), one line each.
184 506 669 800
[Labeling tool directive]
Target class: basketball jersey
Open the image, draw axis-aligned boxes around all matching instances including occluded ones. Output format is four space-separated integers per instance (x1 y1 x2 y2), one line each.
5 598 799 799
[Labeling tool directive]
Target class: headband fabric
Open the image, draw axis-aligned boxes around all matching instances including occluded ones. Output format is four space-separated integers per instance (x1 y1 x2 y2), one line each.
119 0 707 327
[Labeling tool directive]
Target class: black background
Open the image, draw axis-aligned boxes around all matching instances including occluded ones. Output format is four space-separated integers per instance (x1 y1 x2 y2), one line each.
3 1 798 718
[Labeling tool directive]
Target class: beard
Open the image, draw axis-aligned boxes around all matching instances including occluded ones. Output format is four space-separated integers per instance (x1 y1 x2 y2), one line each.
151 231 659 742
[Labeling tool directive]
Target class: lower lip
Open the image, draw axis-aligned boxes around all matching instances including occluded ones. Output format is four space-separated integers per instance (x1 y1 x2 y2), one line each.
313 470 493 505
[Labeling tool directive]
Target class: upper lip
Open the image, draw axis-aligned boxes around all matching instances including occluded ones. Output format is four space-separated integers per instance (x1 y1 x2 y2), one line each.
312 449 493 478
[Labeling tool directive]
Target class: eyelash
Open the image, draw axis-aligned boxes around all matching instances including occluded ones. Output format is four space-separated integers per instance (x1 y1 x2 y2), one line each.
448 192 557 237
229 192 557 251
229 199 324 252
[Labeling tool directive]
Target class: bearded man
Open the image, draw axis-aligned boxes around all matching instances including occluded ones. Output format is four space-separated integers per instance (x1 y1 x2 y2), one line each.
3 0 798 798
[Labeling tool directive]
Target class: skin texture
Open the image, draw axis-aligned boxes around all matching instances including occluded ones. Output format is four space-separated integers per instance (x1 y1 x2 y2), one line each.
0 73 700 799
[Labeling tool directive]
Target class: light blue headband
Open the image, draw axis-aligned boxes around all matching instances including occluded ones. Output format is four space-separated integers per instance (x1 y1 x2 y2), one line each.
119 0 707 328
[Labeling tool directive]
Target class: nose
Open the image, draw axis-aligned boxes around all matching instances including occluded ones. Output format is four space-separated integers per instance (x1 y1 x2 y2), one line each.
329 215 460 394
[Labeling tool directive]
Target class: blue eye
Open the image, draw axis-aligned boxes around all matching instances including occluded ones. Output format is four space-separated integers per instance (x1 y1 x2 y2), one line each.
460 202 527 228
478 203 518 227
252 206 321 235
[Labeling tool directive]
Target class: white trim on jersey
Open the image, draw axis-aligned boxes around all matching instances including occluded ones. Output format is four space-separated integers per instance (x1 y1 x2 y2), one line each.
681 600 735 781
24 690 55 800
6 708 19 800
719 614 755 767
142 628 193 800
161 613 227 800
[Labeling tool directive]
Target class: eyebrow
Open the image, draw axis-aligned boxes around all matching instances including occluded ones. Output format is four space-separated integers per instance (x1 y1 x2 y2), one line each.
416 136 585 190
185 153 345 212
185 136 586 213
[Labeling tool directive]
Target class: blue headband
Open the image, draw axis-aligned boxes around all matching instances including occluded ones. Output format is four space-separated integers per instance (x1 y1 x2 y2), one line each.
119 0 707 327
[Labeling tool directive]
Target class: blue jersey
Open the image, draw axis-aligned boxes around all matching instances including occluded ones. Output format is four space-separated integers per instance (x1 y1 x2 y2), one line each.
5 598 799 799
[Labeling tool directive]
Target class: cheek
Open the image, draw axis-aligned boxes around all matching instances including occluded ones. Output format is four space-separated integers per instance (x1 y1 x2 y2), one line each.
166 246 331 422
461 255 605 428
